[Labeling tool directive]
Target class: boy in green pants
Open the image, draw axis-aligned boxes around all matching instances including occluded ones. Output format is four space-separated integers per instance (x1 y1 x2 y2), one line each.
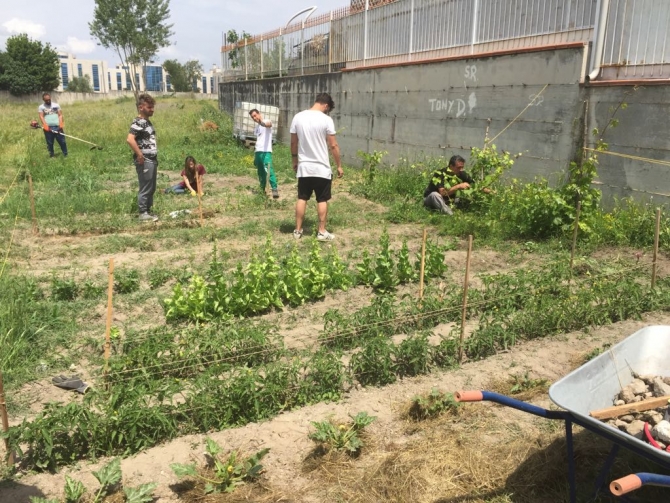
250 109 279 199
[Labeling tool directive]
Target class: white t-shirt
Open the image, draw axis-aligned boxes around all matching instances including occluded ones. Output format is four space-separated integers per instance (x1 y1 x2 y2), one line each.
289 110 336 179
38 103 61 127
254 122 272 153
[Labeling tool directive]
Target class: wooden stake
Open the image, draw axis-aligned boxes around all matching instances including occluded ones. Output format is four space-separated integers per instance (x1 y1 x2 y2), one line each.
28 174 37 236
570 201 582 271
196 172 204 227
419 229 428 302
0 371 14 466
458 235 474 363
652 208 661 289
590 395 670 420
104 258 114 375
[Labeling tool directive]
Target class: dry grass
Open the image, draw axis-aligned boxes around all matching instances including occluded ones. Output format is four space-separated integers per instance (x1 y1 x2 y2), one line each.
170 472 292 503
300 400 670 503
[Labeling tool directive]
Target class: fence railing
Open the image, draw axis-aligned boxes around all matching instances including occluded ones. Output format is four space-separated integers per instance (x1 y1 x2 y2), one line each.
220 0 669 81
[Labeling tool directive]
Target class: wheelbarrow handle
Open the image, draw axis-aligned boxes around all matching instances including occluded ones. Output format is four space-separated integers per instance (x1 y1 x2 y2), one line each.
455 390 483 402
610 473 670 496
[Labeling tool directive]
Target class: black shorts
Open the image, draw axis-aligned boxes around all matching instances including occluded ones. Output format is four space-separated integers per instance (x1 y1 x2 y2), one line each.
297 177 332 203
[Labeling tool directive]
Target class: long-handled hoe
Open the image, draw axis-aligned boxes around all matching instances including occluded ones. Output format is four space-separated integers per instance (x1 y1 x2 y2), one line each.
30 120 103 150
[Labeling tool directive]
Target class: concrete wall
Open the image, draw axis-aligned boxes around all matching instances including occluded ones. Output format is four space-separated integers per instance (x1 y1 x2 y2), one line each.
216 47 670 204
220 46 589 183
0 90 217 105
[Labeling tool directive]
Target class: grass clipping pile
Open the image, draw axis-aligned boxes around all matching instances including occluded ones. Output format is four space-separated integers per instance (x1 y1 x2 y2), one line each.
592 373 670 450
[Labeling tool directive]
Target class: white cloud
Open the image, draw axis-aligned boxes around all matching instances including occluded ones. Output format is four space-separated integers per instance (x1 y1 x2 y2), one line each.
62 36 96 55
2 18 46 39
157 45 180 59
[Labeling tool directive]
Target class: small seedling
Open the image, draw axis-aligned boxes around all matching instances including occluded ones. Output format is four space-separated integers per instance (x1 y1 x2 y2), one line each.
308 411 376 455
51 276 79 301
114 268 141 294
408 388 460 420
171 438 269 494
509 371 549 394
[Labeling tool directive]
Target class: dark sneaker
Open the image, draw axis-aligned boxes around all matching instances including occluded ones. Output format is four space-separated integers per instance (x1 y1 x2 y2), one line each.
293 229 303 239
139 212 158 222
272 189 279 199
317 231 335 241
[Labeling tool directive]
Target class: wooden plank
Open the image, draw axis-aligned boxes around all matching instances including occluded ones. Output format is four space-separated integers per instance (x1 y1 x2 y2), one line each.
590 395 670 420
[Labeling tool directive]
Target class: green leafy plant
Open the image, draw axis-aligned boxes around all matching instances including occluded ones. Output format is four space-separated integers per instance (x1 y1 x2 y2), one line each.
124 483 159 503
51 276 79 301
357 149 387 184
171 438 269 494
114 268 140 294
350 337 396 386
356 249 375 286
64 475 86 502
304 238 327 300
509 372 549 394
308 411 376 454
81 279 104 299
372 229 398 292
147 265 172 289
408 388 460 420
396 240 416 283
394 334 432 377
92 458 122 502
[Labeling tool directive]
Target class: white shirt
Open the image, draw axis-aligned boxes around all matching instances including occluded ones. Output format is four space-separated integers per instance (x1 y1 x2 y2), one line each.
254 121 272 152
289 110 336 179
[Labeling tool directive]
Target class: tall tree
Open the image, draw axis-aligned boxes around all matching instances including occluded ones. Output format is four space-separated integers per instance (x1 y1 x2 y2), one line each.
162 59 188 91
0 34 59 96
183 60 203 92
66 75 94 93
89 0 173 102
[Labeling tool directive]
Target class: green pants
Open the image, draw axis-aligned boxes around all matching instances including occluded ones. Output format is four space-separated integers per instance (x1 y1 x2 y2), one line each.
254 152 277 191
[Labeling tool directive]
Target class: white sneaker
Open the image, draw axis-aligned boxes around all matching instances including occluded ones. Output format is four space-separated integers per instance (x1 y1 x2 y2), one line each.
139 212 158 222
293 229 303 239
317 231 335 241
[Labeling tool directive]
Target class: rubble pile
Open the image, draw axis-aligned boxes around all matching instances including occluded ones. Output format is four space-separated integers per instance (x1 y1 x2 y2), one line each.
603 374 670 449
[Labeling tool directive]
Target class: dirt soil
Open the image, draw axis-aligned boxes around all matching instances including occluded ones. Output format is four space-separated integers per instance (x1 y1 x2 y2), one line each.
5 313 670 502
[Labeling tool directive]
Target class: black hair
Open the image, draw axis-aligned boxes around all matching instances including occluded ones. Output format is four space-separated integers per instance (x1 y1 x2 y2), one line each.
315 92 335 112
42 93 50 99
249 109 259 116
448 155 466 167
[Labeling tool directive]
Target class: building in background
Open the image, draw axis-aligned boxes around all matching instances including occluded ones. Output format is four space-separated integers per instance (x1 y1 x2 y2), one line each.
57 52 219 94
56 53 109 92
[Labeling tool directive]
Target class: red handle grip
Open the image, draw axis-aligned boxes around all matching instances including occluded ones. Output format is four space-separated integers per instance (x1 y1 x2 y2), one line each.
455 390 483 402
610 474 642 496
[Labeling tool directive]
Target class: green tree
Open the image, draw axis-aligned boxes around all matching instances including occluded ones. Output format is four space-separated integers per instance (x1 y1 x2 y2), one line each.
183 60 203 92
66 75 94 93
89 0 174 102
162 59 188 92
0 34 59 96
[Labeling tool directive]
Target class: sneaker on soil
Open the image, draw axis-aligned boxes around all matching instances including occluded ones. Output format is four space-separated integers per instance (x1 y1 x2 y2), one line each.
317 231 335 241
139 212 158 222
293 229 303 239
272 189 279 199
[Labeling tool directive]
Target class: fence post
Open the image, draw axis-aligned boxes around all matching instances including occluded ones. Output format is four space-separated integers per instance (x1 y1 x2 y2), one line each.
570 201 582 272
197 172 204 227
244 42 248 81
260 35 264 78
104 258 114 378
409 0 415 60
471 0 480 54
0 371 14 466
279 28 283 77
459 235 474 363
301 21 305 75
652 208 661 289
28 173 38 236
419 229 427 302
328 11 333 73
363 0 369 65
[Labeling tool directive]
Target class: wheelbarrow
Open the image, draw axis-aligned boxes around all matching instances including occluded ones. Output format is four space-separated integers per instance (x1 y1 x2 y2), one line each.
456 325 670 501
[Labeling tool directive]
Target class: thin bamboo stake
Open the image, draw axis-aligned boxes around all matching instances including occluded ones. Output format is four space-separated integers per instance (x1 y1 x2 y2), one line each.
419 229 427 301
652 208 661 289
104 258 114 375
28 174 37 235
0 371 14 466
196 172 204 227
459 235 473 363
570 201 582 271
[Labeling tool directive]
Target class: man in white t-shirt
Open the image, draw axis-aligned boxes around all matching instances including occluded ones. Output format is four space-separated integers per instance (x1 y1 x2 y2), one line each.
38 93 68 158
250 109 279 199
289 93 343 241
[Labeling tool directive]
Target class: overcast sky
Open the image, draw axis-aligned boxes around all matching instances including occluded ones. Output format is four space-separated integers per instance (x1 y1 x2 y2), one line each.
1 0 348 69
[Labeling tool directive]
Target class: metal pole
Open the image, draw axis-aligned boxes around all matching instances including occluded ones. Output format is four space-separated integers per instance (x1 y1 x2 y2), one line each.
260 35 264 78
363 0 369 64
458 235 474 363
471 0 480 54
409 0 415 60
328 11 333 73
301 21 305 75
244 42 248 81
279 28 283 78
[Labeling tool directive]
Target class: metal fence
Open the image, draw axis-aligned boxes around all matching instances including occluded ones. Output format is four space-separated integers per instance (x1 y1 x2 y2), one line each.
600 0 670 79
221 0 669 81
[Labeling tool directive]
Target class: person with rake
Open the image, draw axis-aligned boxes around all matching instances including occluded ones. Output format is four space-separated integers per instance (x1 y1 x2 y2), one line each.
38 93 68 158
249 108 279 199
